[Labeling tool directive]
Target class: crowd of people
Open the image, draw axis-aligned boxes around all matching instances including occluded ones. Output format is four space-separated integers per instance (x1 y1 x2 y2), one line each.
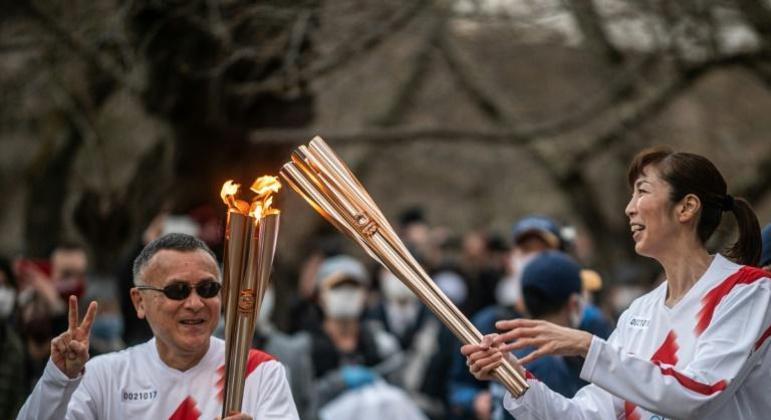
1 147 770 419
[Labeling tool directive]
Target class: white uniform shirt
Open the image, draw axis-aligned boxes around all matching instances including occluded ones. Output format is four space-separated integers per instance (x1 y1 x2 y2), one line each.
504 254 771 420
17 336 299 419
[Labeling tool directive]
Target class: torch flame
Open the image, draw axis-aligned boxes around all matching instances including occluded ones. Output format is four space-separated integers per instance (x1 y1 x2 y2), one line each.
221 176 281 218
249 176 281 218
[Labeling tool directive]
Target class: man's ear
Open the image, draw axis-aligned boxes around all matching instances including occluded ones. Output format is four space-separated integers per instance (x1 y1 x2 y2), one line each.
130 288 146 319
676 193 702 223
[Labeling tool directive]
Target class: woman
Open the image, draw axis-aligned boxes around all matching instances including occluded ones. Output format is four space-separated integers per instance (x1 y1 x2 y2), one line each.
463 147 770 419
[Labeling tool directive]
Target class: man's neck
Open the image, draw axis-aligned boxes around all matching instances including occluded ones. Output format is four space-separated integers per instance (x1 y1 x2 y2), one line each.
155 338 209 371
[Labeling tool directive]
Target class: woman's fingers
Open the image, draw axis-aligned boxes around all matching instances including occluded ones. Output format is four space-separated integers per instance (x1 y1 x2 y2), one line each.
518 348 547 366
470 351 502 373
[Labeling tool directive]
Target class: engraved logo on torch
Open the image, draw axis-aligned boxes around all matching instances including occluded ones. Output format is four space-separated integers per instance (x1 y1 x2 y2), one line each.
237 289 256 313
355 213 378 237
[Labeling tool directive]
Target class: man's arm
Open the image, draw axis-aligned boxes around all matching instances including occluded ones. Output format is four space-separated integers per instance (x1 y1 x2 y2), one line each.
17 296 99 420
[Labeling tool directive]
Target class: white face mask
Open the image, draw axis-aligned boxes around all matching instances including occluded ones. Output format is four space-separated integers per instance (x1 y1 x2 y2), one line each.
323 286 366 319
380 271 415 303
496 252 537 306
0 286 16 318
569 294 586 329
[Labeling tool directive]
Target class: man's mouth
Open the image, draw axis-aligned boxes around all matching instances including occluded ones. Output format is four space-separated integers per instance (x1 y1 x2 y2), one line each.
179 319 205 325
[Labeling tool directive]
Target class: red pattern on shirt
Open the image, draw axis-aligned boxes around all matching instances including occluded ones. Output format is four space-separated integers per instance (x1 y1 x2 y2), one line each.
217 349 276 401
168 396 201 420
696 266 769 336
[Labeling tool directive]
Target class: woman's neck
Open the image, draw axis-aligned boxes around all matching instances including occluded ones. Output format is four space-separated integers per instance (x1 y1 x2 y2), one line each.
659 238 713 308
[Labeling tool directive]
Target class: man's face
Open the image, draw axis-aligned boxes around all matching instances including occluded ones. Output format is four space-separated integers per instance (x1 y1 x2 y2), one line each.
130 249 221 359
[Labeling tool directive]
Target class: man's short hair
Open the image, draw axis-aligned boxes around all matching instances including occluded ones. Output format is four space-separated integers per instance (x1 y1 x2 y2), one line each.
132 233 219 285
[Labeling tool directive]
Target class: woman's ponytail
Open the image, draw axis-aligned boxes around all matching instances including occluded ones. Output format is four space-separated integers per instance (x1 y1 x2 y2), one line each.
725 196 761 266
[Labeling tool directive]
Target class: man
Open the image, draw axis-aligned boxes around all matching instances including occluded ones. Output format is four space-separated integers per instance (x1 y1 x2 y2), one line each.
490 251 589 420
17 233 298 419
449 216 561 420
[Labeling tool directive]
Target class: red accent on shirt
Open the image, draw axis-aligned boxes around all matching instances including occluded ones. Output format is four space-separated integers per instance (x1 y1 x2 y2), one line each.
650 330 679 366
169 396 201 420
696 266 770 336
652 362 727 395
626 330 680 418
525 370 537 380
217 349 276 401
754 325 771 352
624 401 641 420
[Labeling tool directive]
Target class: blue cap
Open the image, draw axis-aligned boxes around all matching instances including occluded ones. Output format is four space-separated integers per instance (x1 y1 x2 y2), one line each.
511 215 561 248
761 224 771 268
521 251 582 303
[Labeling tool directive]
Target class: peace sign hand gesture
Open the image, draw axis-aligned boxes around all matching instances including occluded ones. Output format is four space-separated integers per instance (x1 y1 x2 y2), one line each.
50 295 98 379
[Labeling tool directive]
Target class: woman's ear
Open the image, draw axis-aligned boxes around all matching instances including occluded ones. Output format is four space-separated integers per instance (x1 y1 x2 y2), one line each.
676 193 702 223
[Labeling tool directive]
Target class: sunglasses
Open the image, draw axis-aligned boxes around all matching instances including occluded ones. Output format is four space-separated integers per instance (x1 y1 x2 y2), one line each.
135 281 222 300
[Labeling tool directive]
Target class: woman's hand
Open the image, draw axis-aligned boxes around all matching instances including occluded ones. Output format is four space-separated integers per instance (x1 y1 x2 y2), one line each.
460 334 525 381
493 319 593 365
50 296 97 378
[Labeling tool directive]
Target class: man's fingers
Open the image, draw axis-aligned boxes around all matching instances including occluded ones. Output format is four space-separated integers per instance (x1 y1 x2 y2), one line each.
80 301 98 335
68 295 79 331
68 340 88 358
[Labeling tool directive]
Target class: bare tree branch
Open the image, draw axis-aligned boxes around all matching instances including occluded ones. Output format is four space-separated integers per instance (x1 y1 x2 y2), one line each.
563 0 623 64
734 0 771 47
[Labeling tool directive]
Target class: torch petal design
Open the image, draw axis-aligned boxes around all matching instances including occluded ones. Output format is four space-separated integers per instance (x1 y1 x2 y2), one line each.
280 136 528 397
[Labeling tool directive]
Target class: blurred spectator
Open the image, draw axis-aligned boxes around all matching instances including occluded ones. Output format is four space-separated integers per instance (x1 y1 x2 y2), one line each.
495 215 562 316
577 269 613 340
307 255 410 414
760 223 771 270
15 242 88 391
462 231 509 316
366 267 446 418
0 257 26 417
491 251 589 420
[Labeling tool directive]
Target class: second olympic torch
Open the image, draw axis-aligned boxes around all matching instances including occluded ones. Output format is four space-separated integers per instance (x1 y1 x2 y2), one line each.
219 176 281 417
279 136 528 397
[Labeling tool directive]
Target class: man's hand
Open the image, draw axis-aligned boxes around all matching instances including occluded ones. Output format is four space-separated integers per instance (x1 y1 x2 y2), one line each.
50 295 97 378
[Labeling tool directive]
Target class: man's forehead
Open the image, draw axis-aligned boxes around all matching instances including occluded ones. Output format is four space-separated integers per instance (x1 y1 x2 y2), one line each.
143 249 219 281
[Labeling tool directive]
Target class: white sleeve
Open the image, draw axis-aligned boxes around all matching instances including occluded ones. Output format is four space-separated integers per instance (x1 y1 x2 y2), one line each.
15 359 99 420
501 316 628 420
253 361 300 420
582 275 771 419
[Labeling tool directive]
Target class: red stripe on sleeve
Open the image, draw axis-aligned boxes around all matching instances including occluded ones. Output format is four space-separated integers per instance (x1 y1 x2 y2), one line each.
695 267 770 336
652 362 727 395
217 349 276 401
754 325 771 352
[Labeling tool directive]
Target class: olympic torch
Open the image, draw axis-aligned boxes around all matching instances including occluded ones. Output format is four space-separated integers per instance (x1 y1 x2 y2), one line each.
279 136 528 397
220 176 281 417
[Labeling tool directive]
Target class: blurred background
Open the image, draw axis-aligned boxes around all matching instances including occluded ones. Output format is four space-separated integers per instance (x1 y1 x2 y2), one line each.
2 0 771 418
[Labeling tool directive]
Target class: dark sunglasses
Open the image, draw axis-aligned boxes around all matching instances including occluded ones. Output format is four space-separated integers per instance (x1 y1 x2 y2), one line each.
136 281 222 300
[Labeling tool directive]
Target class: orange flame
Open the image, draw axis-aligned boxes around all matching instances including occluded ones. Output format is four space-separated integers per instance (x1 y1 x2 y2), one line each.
221 176 281 218
249 176 281 218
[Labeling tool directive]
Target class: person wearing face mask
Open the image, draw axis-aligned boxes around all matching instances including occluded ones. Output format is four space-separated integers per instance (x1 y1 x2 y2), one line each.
308 255 415 415
0 257 27 418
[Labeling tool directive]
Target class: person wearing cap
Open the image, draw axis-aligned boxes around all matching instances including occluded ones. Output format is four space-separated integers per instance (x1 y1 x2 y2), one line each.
462 147 770 420
490 251 592 420
761 224 771 271
306 255 405 409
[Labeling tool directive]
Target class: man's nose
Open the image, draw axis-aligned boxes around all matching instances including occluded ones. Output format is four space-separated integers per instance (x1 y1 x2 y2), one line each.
182 289 205 309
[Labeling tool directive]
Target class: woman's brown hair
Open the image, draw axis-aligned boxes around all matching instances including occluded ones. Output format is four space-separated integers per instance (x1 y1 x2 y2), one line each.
627 146 761 266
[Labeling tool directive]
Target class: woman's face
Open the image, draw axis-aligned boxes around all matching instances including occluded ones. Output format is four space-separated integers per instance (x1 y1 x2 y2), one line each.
625 166 680 259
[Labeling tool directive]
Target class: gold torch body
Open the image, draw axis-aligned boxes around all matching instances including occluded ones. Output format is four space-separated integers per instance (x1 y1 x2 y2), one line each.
220 179 281 417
